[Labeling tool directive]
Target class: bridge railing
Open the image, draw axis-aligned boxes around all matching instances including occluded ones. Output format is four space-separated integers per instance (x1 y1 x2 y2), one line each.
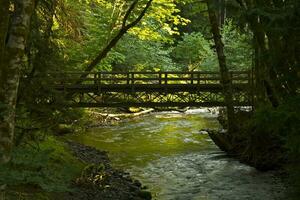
42 71 251 86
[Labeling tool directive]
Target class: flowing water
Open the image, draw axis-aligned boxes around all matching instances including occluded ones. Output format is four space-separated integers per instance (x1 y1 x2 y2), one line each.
69 109 288 200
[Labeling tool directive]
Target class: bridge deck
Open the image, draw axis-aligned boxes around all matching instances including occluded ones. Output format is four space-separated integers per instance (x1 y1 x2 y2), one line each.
53 83 249 93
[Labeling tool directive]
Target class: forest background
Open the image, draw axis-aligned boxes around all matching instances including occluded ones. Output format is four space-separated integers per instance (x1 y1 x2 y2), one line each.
0 0 299 198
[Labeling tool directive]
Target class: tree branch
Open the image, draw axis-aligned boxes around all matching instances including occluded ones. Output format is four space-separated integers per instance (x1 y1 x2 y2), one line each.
124 0 153 30
80 0 153 80
122 0 138 29
206 0 236 133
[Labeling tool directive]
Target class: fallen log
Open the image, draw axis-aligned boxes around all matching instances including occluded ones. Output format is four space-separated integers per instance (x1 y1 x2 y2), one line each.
87 108 154 118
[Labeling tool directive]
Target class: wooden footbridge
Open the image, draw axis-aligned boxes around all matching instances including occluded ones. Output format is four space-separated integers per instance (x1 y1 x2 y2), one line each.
41 71 253 107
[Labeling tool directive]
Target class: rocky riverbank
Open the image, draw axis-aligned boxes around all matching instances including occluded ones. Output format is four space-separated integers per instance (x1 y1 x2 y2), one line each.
63 141 152 200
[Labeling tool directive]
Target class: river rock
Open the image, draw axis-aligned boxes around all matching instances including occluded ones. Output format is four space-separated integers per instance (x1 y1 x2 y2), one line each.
64 141 152 200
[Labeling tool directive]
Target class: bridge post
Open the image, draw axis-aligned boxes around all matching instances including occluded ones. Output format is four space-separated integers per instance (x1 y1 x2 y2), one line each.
197 73 200 85
159 72 162 85
164 72 168 85
127 72 130 85
93 73 97 92
94 73 97 85
98 73 102 92
191 72 194 84
94 73 101 92
131 72 135 92
131 72 135 84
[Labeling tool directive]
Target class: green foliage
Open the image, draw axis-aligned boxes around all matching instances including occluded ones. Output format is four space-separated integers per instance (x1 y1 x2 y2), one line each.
248 95 300 193
58 0 190 71
176 0 211 35
15 96 85 145
222 20 252 70
172 32 217 71
0 137 83 192
114 35 175 71
130 0 190 40
250 96 300 158
171 20 252 72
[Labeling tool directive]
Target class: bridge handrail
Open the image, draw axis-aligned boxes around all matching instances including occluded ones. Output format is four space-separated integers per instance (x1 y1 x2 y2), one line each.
34 70 252 85
40 70 249 75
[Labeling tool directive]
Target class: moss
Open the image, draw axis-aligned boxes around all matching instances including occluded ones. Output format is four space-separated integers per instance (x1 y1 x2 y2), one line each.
39 136 85 174
1 136 85 200
55 124 75 135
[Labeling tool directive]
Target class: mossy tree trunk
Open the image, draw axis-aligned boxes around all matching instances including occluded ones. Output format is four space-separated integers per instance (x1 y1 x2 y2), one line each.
0 0 9 65
0 0 35 164
207 0 236 133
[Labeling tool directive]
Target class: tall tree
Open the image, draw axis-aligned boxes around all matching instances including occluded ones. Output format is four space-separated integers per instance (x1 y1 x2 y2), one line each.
234 0 300 107
0 0 35 164
0 0 9 65
207 0 236 133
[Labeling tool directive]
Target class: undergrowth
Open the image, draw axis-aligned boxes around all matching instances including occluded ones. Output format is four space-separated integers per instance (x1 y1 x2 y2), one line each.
249 96 300 159
247 96 300 196
0 137 84 200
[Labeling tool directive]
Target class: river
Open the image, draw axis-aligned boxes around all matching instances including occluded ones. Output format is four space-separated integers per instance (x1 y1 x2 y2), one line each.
69 109 288 200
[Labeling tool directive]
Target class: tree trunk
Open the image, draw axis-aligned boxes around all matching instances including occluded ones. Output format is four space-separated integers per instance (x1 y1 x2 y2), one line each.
248 12 280 107
29 0 57 77
218 0 226 26
0 0 10 65
0 0 35 164
207 1 236 133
